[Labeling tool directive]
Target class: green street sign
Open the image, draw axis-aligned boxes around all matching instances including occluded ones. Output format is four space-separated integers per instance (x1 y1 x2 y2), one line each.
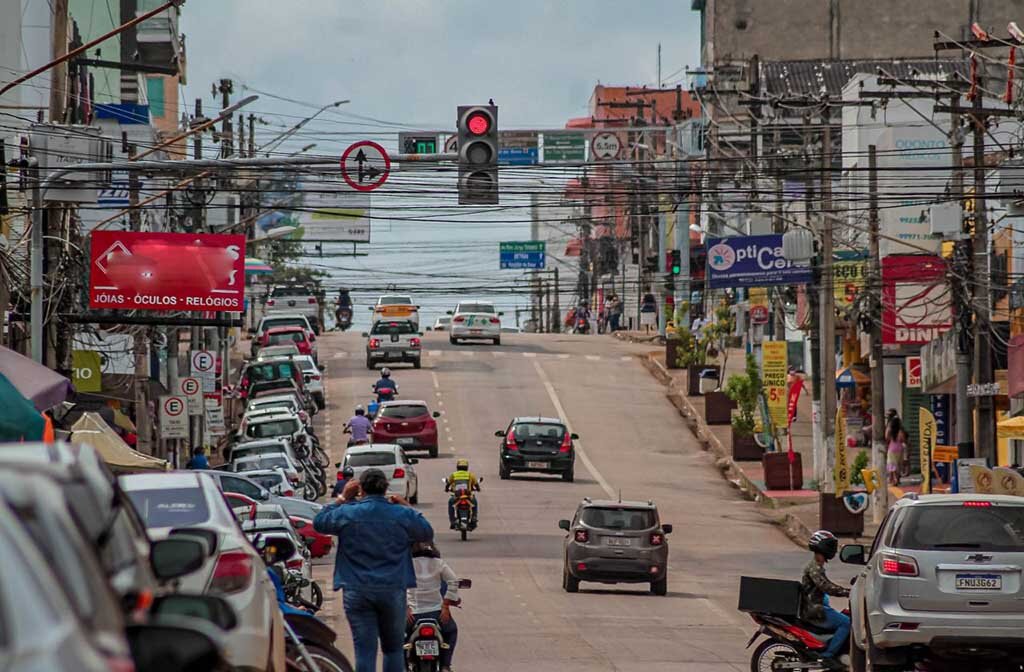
542 132 586 163
72 349 102 392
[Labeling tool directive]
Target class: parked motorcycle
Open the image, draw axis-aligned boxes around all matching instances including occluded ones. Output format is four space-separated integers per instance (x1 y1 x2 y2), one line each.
404 579 472 672
745 609 850 672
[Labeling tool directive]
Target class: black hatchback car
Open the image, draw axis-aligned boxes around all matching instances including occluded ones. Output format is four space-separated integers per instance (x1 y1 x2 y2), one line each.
496 416 578 482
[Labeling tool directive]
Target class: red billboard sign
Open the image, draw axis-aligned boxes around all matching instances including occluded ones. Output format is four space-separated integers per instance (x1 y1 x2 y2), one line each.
881 255 951 345
89 231 245 311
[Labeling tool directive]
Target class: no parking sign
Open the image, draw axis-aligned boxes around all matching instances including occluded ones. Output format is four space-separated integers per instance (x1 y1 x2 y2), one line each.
159 395 188 439
191 351 216 392
179 377 203 415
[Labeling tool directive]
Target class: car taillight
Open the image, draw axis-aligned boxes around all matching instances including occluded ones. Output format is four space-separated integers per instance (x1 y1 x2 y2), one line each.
453 316 465 323
490 317 500 324
505 431 518 450
369 338 381 348
209 551 253 593
880 553 919 577
284 489 295 497
419 625 436 638
559 432 573 453
574 529 589 543
650 532 664 546
312 374 321 381
105 656 136 672
393 467 406 479
308 297 317 304
410 337 421 348
963 501 992 507
241 376 249 388
267 299 276 306
286 558 303 569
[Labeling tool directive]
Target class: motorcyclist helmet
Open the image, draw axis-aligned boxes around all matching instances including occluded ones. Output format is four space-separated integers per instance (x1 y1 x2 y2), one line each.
808 530 839 560
456 458 469 471
354 404 365 416
411 541 440 558
381 367 392 378
341 466 354 479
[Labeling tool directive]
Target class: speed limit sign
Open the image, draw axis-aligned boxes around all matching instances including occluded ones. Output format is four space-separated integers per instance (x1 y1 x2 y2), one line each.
179 377 203 415
159 395 188 439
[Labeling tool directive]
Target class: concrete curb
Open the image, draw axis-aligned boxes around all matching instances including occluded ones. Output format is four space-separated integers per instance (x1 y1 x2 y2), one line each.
639 352 815 548
611 331 664 345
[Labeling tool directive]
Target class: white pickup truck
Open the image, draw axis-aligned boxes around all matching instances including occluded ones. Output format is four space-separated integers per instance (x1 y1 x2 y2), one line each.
265 284 321 334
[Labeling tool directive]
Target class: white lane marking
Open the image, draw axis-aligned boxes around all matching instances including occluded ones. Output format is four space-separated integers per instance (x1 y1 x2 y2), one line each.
620 355 632 361
492 351 506 358
460 351 474 357
431 372 440 390
557 354 570 360
532 361 615 499
523 352 537 358
331 351 348 359
428 350 441 357
585 355 601 361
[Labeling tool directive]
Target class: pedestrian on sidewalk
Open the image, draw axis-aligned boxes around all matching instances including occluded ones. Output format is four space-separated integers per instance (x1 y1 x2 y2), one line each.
885 409 904 486
185 446 209 470
407 541 461 672
314 468 434 672
608 294 622 332
640 288 657 333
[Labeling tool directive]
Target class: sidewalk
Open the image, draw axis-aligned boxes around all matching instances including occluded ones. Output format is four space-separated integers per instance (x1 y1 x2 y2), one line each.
614 330 887 548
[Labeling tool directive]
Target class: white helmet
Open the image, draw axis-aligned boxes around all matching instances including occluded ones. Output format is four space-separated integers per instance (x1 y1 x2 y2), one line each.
381 367 392 378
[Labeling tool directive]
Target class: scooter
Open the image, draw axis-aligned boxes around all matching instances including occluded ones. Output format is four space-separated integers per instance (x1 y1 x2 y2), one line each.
745 609 850 671
404 579 472 672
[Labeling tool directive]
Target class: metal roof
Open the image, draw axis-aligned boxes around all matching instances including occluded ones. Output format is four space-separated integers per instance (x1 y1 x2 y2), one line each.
760 58 967 98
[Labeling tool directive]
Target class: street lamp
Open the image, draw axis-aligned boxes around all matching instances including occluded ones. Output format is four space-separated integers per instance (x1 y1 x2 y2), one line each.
290 143 317 156
260 99 350 155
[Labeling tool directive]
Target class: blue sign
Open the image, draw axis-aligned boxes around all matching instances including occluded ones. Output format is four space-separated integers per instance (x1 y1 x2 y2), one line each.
705 234 814 289
500 241 545 269
498 147 538 165
931 394 950 445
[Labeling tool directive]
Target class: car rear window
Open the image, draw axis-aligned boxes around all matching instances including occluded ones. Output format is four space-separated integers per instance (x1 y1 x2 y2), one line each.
581 507 656 530
264 318 308 331
892 504 1024 552
271 286 313 297
247 419 299 438
268 331 306 345
513 423 565 441
248 362 297 381
249 400 298 415
379 404 428 419
346 452 397 467
249 473 284 490
379 296 412 305
126 487 210 528
457 303 494 314
371 321 416 335
236 456 289 472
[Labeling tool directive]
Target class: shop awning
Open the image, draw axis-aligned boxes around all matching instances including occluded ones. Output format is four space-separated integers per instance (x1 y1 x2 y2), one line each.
0 345 73 411
245 257 274 276
998 415 1024 439
71 412 168 473
836 366 870 388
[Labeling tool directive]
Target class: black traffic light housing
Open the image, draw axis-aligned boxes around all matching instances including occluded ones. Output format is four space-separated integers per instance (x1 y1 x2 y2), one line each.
670 249 682 276
457 105 498 205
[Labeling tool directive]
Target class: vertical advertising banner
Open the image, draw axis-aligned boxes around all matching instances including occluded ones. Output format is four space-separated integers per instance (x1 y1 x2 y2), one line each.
920 407 936 495
762 341 788 430
834 408 849 496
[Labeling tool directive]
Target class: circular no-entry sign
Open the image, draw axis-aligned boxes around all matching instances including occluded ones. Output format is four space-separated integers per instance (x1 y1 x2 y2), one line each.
164 397 184 416
341 140 391 192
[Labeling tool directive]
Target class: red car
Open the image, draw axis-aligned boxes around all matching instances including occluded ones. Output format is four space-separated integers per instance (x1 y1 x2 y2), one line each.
372 401 441 458
290 516 333 558
260 326 318 363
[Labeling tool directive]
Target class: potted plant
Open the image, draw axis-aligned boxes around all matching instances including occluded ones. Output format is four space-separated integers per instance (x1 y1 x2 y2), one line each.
724 354 764 460
665 302 690 370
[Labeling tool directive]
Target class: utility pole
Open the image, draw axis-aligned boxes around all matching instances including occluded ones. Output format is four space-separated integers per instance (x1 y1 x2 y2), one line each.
127 142 152 454
867 145 888 520
950 94 974 452
190 98 206 452
971 67 996 460
773 127 786 340
820 108 837 491
49 0 69 123
803 113 824 484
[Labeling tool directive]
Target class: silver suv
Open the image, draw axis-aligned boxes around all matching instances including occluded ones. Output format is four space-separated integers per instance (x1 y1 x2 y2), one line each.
558 498 672 596
842 493 1024 670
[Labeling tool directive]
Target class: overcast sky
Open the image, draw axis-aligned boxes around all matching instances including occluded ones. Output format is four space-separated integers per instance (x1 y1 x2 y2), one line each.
181 1 701 154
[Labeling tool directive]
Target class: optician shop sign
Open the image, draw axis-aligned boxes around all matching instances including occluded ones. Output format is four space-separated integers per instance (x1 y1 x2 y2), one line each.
705 234 813 289
89 231 245 312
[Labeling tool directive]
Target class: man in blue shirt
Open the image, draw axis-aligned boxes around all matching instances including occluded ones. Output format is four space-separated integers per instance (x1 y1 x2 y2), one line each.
314 468 433 672
345 405 373 446
373 367 398 402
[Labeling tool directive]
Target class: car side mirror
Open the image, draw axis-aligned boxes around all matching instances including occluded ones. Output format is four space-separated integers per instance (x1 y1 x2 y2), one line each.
498 312 505 316
433 411 441 418
150 538 207 581
149 594 238 631
570 433 579 440
361 332 370 338
309 335 316 342
558 519 571 531
494 430 504 437
258 488 271 501
662 524 673 534
408 458 419 465
840 544 867 565
446 310 453 315
126 622 223 672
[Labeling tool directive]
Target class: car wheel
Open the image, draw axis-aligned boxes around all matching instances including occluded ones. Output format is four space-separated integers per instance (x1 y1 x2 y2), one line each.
449 336 458 345
562 564 580 593
365 359 375 370
413 358 422 369
499 461 511 480
315 395 326 410
429 445 438 458
493 337 501 346
561 467 574 482
650 576 667 596
409 489 418 505
866 629 903 671
850 635 867 672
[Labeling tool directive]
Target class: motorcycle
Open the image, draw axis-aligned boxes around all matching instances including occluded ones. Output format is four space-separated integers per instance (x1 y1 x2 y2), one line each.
404 579 472 672
745 609 850 672
373 384 398 404
444 478 482 541
572 315 590 334
335 306 352 332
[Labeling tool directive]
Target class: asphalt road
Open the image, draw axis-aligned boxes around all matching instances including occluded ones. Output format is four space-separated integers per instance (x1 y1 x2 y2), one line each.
309 330 856 671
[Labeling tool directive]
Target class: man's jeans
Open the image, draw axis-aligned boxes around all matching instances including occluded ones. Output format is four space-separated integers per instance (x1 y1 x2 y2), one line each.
407 610 458 668
447 495 479 525
343 588 407 672
820 606 850 659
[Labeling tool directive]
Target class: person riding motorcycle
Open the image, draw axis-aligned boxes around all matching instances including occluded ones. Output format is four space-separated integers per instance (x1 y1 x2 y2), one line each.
801 530 850 670
445 459 481 529
337 288 352 309
406 541 461 672
331 465 355 498
373 367 399 402
574 300 591 333
344 404 373 447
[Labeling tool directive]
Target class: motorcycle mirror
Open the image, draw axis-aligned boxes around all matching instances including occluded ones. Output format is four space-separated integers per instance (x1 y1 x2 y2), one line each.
478 476 484 483
457 578 472 589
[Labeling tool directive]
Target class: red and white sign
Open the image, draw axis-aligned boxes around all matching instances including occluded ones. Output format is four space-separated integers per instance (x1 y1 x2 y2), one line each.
191 351 217 393
159 395 188 440
591 132 622 161
881 255 952 345
89 231 245 312
341 140 390 192
179 377 203 415
906 356 922 388
750 305 769 325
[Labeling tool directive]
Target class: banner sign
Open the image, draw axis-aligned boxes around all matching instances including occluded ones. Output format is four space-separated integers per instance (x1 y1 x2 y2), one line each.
881 255 952 345
905 356 922 388
834 259 866 308
920 407 936 495
834 407 849 497
89 231 245 312
705 235 813 289
71 350 102 393
762 341 788 430
931 394 950 445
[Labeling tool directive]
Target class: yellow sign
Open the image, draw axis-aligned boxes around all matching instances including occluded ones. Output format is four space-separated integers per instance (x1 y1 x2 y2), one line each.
761 341 788 430
833 260 865 308
748 287 768 308
932 445 958 463
919 407 936 495
72 350 102 393
834 407 849 496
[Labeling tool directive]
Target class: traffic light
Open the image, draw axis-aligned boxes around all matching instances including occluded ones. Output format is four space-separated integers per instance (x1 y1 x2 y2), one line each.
457 104 498 204
663 273 674 291
670 249 682 276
